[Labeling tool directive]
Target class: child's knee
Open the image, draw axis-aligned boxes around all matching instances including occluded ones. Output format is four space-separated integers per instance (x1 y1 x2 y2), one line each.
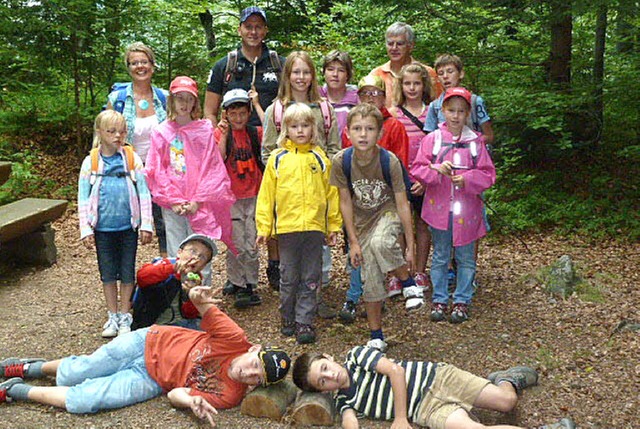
494 388 518 412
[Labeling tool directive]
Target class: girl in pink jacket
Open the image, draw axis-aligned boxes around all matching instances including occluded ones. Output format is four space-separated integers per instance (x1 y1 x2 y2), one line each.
146 76 235 285
411 87 495 324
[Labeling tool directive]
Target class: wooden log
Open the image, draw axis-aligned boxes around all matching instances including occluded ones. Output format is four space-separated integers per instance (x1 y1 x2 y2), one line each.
289 391 335 426
0 198 67 243
240 380 297 420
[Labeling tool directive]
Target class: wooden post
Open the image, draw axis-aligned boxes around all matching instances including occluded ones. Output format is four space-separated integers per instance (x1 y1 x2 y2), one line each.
240 380 298 420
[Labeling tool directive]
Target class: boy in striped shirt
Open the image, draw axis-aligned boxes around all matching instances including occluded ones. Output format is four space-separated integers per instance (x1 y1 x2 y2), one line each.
293 346 575 429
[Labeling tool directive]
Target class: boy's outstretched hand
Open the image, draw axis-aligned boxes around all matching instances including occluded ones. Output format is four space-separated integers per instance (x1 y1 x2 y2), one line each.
188 286 220 306
190 395 218 427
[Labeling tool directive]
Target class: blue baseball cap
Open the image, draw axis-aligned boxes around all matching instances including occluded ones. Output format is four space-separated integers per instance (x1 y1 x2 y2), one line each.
240 6 267 24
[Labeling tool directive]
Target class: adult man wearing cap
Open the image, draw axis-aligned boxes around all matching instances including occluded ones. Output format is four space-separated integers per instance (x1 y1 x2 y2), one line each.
0 279 291 425
204 6 285 127
368 22 443 108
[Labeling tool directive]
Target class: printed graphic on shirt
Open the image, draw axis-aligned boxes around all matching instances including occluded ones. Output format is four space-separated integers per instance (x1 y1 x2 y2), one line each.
170 138 186 175
263 72 278 83
352 178 391 210
185 345 224 398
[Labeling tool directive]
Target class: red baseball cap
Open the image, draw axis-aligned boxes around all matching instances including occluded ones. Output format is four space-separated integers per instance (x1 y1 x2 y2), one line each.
442 87 472 106
170 76 198 98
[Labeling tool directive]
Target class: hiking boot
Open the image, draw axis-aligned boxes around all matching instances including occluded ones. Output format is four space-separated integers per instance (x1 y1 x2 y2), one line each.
387 276 402 298
449 303 470 324
366 338 388 353
414 272 431 292
536 417 576 429
1 358 45 379
0 377 25 403
296 324 316 344
430 303 448 322
488 366 538 393
317 301 336 319
266 260 280 291
281 319 295 337
234 287 262 309
338 300 357 324
403 285 425 311
118 313 133 336
101 312 119 338
223 280 242 296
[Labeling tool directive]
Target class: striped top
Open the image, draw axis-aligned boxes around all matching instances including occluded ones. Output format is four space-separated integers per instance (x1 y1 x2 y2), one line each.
394 106 429 173
335 346 437 421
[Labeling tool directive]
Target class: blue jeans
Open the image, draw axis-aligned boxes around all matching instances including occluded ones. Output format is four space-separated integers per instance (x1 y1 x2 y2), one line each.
344 239 363 304
94 228 138 284
430 217 476 305
57 328 162 413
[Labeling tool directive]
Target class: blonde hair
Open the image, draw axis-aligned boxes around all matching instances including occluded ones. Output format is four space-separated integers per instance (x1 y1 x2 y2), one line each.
347 103 384 131
167 93 202 121
393 63 434 107
124 42 156 68
92 110 127 148
275 103 317 148
277 51 321 105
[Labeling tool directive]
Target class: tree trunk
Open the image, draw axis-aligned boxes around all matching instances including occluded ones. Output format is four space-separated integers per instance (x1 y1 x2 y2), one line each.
289 391 335 426
199 9 216 57
71 29 83 157
615 0 638 54
593 4 607 136
548 0 572 88
240 380 297 420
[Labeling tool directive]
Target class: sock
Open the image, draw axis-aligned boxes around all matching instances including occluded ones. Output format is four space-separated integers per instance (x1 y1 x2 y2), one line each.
370 329 384 341
400 277 416 289
24 362 45 378
7 383 33 401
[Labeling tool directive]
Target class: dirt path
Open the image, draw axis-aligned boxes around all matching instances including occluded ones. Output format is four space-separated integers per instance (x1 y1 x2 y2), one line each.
0 211 638 428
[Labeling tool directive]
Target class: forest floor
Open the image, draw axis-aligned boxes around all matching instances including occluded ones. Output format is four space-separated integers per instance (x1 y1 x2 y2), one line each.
0 209 638 429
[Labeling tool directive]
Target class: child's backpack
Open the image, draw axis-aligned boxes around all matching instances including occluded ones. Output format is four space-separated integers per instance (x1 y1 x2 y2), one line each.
89 145 136 186
223 49 283 93
342 146 414 202
109 82 167 113
430 129 478 167
131 266 182 330
224 125 265 173
273 99 333 141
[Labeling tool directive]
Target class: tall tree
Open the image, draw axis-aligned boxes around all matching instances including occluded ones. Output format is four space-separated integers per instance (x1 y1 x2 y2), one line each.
548 0 573 88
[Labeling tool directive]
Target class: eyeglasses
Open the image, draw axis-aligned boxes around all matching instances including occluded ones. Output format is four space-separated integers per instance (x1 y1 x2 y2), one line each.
359 90 384 97
183 247 209 263
128 60 150 67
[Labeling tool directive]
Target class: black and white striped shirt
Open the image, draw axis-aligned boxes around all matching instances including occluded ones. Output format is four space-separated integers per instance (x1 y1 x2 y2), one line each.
335 346 437 421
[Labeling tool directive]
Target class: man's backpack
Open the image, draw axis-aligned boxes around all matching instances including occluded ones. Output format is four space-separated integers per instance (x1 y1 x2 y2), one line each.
273 99 333 140
131 270 182 330
224 125 265 173
342 146 414 202
223 49 283 92
110 82 167 113
89 145 136 187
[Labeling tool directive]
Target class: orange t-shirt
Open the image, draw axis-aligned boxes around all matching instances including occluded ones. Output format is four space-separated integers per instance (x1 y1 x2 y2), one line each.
369 58 444 108
144 306 252 409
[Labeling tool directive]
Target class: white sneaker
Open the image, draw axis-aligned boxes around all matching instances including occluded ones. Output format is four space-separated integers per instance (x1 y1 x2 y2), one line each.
118 313 133 336
403 285 425 311
366 338 388 353
101 312 119 338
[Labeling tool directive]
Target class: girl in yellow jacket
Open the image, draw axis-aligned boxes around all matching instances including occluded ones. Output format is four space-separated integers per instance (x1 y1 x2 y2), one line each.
256 103 342 344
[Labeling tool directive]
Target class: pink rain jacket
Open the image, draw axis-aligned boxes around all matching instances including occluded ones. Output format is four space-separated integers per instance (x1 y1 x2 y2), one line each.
146 119 236 251
411 123 496 247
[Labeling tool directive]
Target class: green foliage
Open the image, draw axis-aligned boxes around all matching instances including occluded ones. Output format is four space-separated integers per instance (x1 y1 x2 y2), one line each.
0 141 58 205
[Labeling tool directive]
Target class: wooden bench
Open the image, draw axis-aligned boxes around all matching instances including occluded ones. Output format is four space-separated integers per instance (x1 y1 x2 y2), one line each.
0 161 11 186
0 198 68 266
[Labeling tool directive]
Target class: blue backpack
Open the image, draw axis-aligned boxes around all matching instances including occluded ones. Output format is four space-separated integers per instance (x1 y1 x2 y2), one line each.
109 82 167 113
342 146 415 202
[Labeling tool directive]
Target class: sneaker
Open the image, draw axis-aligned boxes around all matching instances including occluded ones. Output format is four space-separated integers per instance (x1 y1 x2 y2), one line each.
234 287 262 309
414 272 431 292
223 280 242 296
317 301 336 319
118 313 133 336
338 301 357 324
266 260 280 291
449 303 470 324
430 303 448 322
366 338 388 353
488 366 538 393
537 418 576 429
387 276 402 298
101 312 119 338
403 285 425 311
0 377 25 403
281 319 295 337
296 324 316 344
0 358 45 379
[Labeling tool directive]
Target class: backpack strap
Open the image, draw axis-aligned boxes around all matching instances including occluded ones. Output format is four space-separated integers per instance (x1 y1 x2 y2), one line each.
378 147 393 189
469 140 478 168
431 130 442 162
223 50 239 93
268 50 283 72
152 86 167 111
122 145 137 182
319 99 333 139
342 147 354 194
273 99 285 133
89 145 136 186
113 84 129 113
399 106 428 134
247 125 265 172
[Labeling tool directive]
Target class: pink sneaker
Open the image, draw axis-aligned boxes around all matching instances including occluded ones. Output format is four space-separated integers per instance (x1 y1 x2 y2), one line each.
414 272 431 292
387 276 402 298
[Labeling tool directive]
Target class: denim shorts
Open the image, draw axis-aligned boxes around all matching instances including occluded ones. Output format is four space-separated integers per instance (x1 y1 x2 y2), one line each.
57 328 162 413
94 228 138 284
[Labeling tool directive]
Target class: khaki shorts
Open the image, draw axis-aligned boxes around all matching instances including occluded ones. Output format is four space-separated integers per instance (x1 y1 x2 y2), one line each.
360 212 406 302
414 364 490 429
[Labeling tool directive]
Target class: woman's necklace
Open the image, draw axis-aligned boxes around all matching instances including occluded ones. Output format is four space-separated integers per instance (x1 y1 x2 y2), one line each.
135 93 152 110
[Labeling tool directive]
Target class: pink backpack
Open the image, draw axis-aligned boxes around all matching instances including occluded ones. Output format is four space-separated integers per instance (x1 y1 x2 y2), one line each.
272 99 333 140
